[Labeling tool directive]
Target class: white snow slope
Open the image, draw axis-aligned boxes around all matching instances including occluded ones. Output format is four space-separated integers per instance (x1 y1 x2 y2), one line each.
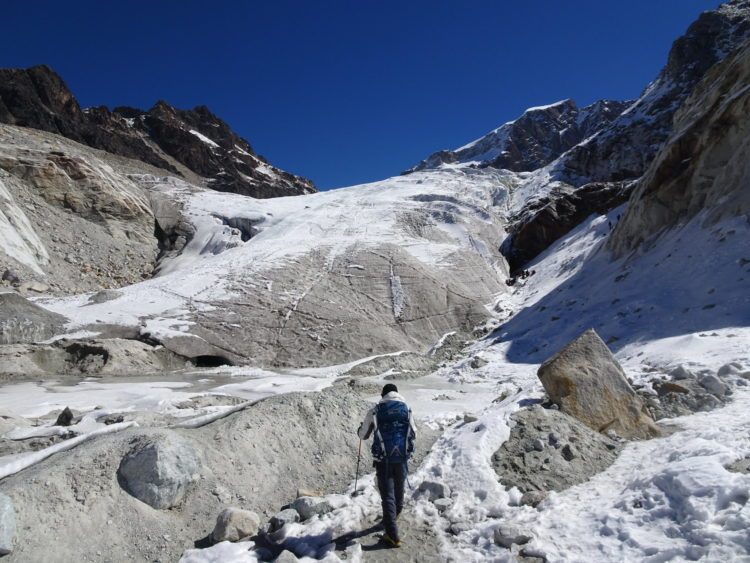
36 167 517 366
178 189 750 562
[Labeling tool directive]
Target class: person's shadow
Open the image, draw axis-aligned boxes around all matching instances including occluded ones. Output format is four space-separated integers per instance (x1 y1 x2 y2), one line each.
333 522 389 552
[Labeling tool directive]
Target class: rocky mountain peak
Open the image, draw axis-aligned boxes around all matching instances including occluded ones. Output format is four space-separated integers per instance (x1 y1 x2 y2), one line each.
0 65 315 198
408 97 630 174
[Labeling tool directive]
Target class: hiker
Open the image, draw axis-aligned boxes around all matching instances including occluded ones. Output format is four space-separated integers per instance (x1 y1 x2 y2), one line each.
357 383 417 548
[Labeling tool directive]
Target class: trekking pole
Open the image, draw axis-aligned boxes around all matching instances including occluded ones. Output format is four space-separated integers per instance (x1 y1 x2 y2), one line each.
354 438 362 494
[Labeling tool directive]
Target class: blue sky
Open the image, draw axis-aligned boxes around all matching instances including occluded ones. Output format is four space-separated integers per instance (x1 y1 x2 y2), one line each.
2 1 719 189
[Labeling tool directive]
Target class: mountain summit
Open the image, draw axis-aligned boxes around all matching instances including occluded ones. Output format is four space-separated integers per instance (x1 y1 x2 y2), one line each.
408 98 630 173
0 65 315 198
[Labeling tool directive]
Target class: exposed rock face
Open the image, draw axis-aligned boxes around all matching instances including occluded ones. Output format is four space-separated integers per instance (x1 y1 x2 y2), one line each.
550 0 750 187
492 406 620 495
0 126 160 292
537 329 660 439
0 493 15 556
409 99 630 173
610 40 750 257
501 181 633 270
0 292 66 345
117 433 201 509
0 65 315 198
0 337 187 378
211 508 260 543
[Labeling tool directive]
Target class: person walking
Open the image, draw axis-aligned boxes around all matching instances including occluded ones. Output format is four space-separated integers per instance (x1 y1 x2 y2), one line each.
357 383 417 548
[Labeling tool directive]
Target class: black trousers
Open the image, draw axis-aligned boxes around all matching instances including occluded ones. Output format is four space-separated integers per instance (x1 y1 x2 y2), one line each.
375 460 407 541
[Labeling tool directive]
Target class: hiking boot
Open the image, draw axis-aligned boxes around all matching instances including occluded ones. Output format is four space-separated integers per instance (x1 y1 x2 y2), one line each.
380 533 401 548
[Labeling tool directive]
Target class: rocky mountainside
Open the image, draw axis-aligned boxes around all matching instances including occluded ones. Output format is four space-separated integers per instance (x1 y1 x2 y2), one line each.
496 0 750 270
549 0 750 186
0 65 314 198
408 98 630 173
610 38 750 257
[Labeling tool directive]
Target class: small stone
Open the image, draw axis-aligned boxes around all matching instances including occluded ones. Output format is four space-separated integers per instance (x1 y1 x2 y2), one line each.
561 444 576 461
418 480 451 501
269 508 300 532
55 407 74 427
532 439 545 452
449 522 473 535
1 270 19 285
291 496 333 521
494 524 531 548
434 498 453 512
520 490 547 507
463 413 479 423
211 508 260 543
669 365 694 380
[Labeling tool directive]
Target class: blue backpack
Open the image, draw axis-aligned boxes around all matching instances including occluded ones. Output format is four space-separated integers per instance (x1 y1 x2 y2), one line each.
372 400 414 463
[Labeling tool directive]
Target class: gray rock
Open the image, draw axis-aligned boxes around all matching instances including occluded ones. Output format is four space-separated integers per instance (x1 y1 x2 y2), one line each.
470 356 488 369
699 374 727 398
418 480 451 501
117 433 200 509
1 270 19 285
669 365 694 380
18 281 50 294
726 457 750 474
537 329 659 439
0 493 16 555
434 498 453 512
270 509 300 532
0 292 66 345
211 508 260 543
521 491 547 507
717 363 741 377
532 438 545 452
494 524 531 548
463 413 479 423
55 406 74 427
291 496 333 521
449 521 473 535
493 407 619 495
86 289 123 305
655 381 691 397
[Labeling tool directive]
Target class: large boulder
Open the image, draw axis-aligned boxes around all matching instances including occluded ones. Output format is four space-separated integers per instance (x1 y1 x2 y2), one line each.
117 433 200 509
0 493 16 555
211 508 260 543
0 292 66 345
537 329 659 439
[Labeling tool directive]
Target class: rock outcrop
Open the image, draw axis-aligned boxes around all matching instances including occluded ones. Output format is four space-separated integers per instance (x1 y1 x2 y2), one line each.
537 329 660 439
610 39 750 257
0 65 315 198
118 433 201 509
0 292 66 345
549 0 750 188
501 181 633 270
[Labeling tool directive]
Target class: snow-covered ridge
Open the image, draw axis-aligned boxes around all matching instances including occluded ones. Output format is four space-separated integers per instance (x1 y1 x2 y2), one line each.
408 98 630 174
